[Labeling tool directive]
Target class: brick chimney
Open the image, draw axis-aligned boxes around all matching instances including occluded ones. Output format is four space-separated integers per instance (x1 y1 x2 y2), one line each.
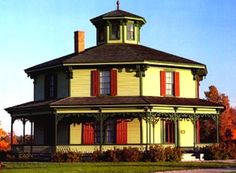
74 31 85 53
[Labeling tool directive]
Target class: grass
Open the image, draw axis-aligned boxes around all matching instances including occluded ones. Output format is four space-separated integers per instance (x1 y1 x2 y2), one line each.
1 162 236 173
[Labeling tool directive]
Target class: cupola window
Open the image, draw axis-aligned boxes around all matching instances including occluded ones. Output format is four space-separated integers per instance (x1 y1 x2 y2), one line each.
127 23 135 40
98 27 105 42
110 22 120 40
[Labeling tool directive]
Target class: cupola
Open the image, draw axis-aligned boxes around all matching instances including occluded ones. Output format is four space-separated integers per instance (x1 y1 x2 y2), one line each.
90 0 146 45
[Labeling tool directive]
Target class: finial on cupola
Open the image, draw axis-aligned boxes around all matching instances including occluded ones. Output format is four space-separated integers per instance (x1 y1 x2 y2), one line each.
116 0 120 10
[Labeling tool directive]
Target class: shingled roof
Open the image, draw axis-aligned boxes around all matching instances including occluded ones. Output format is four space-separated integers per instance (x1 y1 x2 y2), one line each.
25 44 205 73
5 96 223 113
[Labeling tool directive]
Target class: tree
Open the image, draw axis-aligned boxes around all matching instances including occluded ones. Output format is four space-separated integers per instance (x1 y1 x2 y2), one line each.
204 85 236 141
0 128 17 151
0 128 10 151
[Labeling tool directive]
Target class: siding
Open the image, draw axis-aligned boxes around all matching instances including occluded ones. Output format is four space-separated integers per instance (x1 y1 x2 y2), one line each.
143 66 197 98
70 123 82 144
57 121 69 145
57 71 69 98
34 120 44 145
34 74 44 101
127 118 140 144
143 67 160 96
118 70 139 96
71 69 91 97
179 120 194 147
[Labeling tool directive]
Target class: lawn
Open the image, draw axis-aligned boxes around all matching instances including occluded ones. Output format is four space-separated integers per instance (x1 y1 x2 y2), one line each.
1 162 236 173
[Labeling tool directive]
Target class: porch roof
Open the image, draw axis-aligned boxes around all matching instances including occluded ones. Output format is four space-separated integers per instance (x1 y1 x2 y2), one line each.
5 96 224 114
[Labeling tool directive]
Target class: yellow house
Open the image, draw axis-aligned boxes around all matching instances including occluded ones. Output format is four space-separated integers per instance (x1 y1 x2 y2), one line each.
6 3 224 155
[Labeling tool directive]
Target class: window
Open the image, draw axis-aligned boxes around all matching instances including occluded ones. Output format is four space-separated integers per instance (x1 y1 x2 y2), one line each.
94 122 101 144
91 69 117 96
110 22 120 40
98 27 105 42
160 71 180 97
166 72 174 96
105 120 116 144
165 120 175 144
100 71 111 95
127 23 135 40
92 119 127 145
45 74 57 99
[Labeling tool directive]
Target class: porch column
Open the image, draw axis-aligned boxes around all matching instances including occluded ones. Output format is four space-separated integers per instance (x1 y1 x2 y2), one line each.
99 118 103 151
30 121 33 155
149 111 152 144
99 109 104 151
216 113 220 143
30 121 33 144
152 117 155 144
145 109 148 150
10 117 14 149
193 108 197 150
54 114 58 146
174 108 178 147
22 119 26 145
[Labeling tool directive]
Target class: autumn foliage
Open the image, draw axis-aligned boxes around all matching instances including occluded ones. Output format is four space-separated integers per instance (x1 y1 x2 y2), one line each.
204 85 236 142
0 128 17 151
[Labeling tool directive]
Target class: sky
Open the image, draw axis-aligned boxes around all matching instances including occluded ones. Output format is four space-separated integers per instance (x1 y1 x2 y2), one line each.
0 0 236 135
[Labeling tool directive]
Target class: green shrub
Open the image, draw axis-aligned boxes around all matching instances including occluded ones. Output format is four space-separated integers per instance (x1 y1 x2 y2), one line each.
164 147 182 162
103 149 120 162
143 145 165 162
204 142 236 160
51 152 81 162
119 147 142 162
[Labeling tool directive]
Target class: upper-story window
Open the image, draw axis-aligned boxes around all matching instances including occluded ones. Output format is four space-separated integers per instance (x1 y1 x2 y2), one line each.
160 71 180 97
110 22 120 40
165 71 174 96
127 23 135 40
45 73 57 99
91 69 117 96
100 71 111 95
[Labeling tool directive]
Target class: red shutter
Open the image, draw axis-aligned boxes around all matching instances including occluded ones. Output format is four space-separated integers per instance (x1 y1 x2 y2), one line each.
160 71 166 96
91 70 100 96
83 122 94 144
174 72 180 97
110 69 117 96
116 119 127 144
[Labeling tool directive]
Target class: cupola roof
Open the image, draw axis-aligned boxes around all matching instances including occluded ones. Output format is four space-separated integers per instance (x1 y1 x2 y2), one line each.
90 9 146 26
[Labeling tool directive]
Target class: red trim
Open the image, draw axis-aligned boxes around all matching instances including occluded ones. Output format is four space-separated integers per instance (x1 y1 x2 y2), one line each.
116 119 127 144
91 70 100 96
82 122 94 144
110 69 117 96
160 71 166 96
174 72 180 97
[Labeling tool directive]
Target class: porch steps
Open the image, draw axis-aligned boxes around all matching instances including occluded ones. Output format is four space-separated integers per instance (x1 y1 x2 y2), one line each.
181 153 204 162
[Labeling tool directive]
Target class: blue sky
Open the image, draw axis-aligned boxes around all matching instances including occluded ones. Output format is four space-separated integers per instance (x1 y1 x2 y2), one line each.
0 0 236 134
